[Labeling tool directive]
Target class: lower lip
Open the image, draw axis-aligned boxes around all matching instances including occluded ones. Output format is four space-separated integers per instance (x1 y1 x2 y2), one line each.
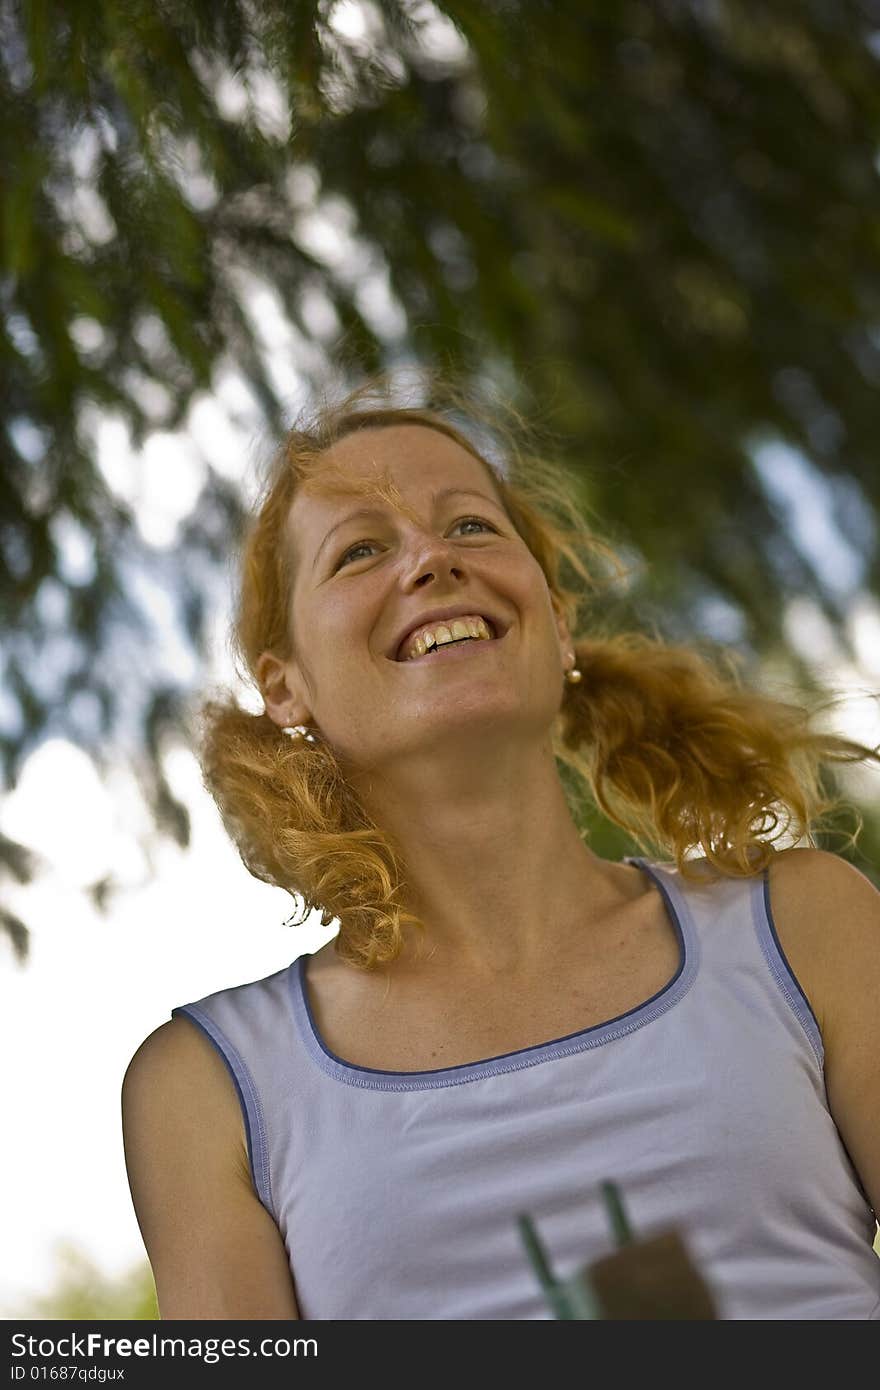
397 636 503 666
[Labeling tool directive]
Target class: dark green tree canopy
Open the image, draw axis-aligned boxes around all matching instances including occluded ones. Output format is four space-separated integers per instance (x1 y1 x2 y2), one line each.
3 0 880 953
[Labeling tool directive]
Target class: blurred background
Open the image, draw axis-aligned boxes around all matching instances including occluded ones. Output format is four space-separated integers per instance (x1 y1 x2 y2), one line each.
2 0 880 1318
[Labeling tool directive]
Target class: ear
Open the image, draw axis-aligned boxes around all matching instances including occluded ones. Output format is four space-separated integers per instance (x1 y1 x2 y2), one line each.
256 650 312 730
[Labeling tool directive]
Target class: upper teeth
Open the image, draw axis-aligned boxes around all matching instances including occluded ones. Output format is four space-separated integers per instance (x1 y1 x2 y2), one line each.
403 615 493 661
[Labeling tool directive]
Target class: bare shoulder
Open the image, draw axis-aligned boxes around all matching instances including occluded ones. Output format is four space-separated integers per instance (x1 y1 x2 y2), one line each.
767 845 880 1221
122 1017 301 1318
126 1016 243 1120
765 846 880 1036
125 1015 237 1092
122 1015 250 1190
125 1015 208 1078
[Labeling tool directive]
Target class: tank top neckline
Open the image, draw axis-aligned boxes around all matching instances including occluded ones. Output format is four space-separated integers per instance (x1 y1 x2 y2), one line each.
289 856 702 1091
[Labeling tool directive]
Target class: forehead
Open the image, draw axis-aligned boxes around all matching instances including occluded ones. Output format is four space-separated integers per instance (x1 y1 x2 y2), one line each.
288 423 502 532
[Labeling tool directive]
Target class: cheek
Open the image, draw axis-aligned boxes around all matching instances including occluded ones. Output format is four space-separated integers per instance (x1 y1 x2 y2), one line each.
322 587 374 638
517 561 557 621
306 590 380 672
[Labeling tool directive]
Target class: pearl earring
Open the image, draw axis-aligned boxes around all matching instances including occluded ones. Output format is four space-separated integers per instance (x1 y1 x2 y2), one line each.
283 723 318 743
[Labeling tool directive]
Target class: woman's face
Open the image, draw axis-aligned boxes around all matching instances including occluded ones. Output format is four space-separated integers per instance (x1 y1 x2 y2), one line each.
261 424 572 773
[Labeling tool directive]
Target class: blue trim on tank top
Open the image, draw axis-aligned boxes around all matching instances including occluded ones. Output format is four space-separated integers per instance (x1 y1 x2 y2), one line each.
752 870 824 1069
289 856 702 1092
171 1004 276 1218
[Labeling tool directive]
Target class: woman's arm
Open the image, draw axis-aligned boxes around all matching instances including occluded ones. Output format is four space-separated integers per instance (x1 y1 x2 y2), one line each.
122 1018 300 1319
769 846 880 1222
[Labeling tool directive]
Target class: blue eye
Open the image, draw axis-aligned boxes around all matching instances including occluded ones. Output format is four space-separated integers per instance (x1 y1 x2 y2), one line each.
337 540 374 567
336 517 496 569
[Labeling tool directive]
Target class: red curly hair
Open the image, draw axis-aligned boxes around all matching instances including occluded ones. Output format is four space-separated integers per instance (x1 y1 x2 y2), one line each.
195 373 880 969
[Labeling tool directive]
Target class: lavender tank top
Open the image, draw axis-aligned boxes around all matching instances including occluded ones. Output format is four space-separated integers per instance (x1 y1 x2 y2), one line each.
171 856 880 1319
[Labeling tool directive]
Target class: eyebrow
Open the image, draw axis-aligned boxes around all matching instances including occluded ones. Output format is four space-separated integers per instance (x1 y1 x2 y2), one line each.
312 486 504 571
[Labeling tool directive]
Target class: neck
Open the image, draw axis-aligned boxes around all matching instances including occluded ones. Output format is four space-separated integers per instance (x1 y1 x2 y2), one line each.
347 734 625 978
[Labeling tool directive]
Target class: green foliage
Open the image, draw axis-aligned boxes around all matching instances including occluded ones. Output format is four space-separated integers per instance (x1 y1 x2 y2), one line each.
12 1243 158 1321
2 0 880 947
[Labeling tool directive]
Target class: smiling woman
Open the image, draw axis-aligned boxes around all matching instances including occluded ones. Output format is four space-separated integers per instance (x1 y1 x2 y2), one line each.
122 371 880 1322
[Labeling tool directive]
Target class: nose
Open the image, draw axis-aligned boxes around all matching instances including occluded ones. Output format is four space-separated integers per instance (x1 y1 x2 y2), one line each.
402 530 465 590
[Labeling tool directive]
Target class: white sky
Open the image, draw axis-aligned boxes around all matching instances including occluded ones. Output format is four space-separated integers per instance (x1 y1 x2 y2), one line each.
0 368 338 1316
0 742 336 1316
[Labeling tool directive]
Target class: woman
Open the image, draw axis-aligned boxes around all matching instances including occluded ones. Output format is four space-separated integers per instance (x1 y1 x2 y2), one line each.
122 377 880 1319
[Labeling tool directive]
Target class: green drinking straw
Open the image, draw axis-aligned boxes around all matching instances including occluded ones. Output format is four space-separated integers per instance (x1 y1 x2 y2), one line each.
600 1178 635 1247
518 1214 561 1298
517 1212 600 1320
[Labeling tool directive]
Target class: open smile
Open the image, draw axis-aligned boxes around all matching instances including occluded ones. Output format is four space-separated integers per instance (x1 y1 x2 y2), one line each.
396 631 506 666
